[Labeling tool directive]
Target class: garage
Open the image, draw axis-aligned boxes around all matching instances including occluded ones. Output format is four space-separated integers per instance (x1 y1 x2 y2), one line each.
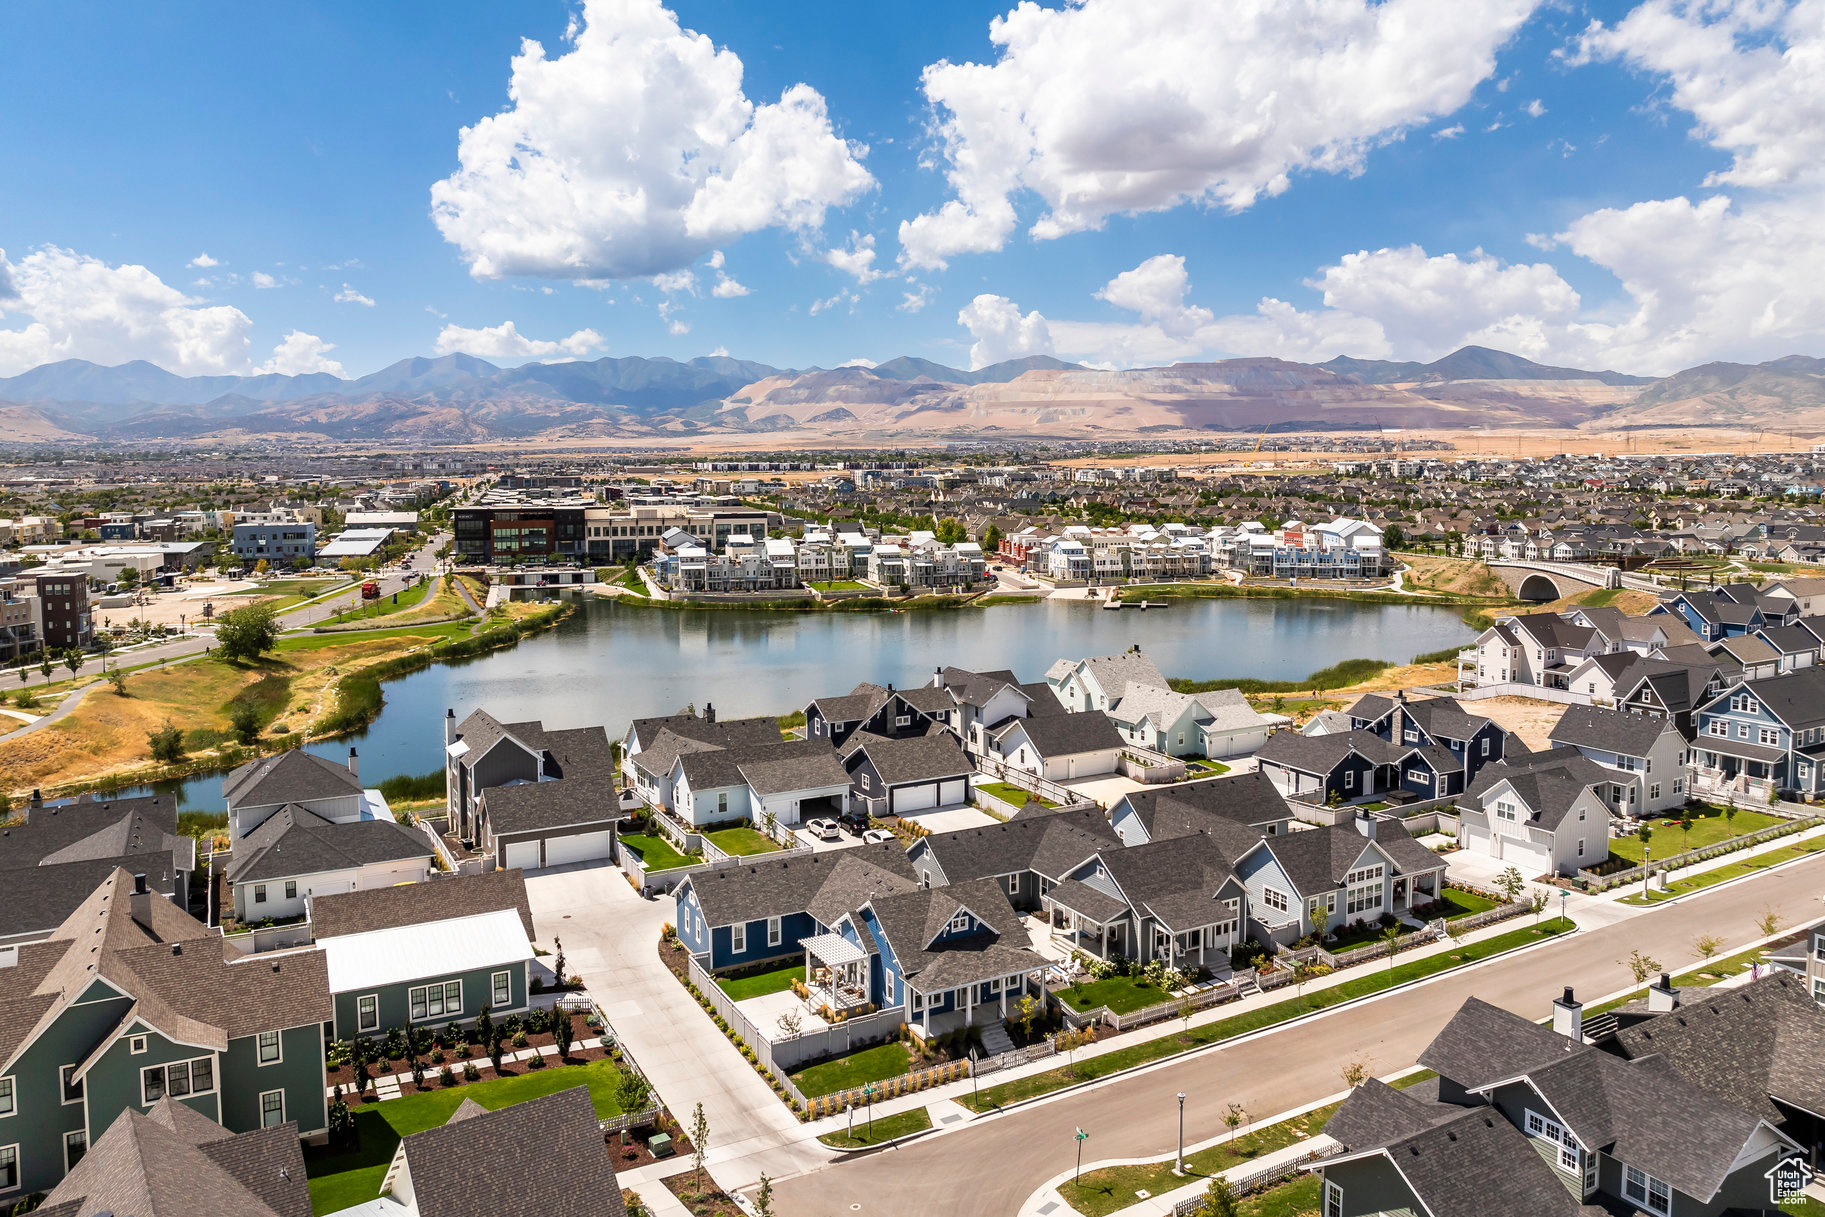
939 778 967 806
503 840 542 871
543 828 615 867
894 783 938 813
1496 833 1553 877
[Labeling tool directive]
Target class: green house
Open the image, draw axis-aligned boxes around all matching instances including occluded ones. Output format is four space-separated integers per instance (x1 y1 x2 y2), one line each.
0 869 331 1202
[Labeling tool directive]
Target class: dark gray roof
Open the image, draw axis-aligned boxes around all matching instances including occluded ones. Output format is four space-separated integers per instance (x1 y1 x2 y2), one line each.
1323 1078 1459 1151
1506 612 1600 652
42 1101 310 1217
938 666 1030 709
1715 666 1825 730
223 748 362 809
809 683 892 723
894 684 956 715
990 710 1124 757
859 877 1036 993
1548 704 1678 757
1255 826 1386 897
1329 1100 1588 1217
401 1086 627 1217
310 869 535 940
0 854 181 941
1615 656 1721 714
844 731 974 786
1417 996 1586 1091
226 806 432 883
683 841 919 928
675 739 851 794
1045 877 1128 923
1257 728 1393 775
482 777 627 837
1367 820 1447 878
1463 746 1608 830
0 793 183 870
916 807 1118 883
1757 623 1822 656
629 715 782 779
1117 770 1293 838
1095 833 1243 932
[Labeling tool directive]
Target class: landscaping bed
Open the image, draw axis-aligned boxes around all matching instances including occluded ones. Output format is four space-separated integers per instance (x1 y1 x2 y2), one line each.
326 1011 607 1101
662 1173 744 1217
817 1105 933 1148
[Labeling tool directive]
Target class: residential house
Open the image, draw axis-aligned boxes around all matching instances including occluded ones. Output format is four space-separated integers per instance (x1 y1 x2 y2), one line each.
310 871 535 1041
0 870 330 1199
1108 771 1297 846
1046 832 1247 968
1563 603 1702 654
225 807 433 924
804 682 950 748
1692 666 1825 800
223 748 390 846
906 807 1120 911
666 738 853 829
673 842 919 977
0 792 194 948
1469 612 1606 689
1613 654 1731 737
1044 648 1169 713
1232 821 1446 945
1457 746 1611 876
840 731 976 817
1651 589 1769 642
1768 922 1825 1005
986 711 1125 782
364 1087 627 1217
37 1098 312 1217
618 709 781 812
443 708 623 867
1558 650 1644 704
1547 704 1690 818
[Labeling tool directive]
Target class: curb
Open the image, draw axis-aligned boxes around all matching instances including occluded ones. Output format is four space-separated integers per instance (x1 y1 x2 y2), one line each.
816 1121 944 1156
962 919 1578 1120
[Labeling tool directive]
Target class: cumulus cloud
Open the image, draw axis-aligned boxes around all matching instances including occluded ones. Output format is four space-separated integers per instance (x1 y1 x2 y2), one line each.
667 319 691 336
0 245 252 376
957 294 1054 368
251 271 280 289
259 331 346 377
188 252 220 268
837 356 877 368
711 275 750 298
430 0 873 281
825 231 886 283
1433 124 1465 140
1524 98 1546 118
899 282 935 313
433 320 603 359
334 285 375 307
900 0 1538 269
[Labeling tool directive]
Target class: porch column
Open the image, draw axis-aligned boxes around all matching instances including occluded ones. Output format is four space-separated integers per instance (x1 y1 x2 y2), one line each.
966 984 974 1028
1000 981 1008 1018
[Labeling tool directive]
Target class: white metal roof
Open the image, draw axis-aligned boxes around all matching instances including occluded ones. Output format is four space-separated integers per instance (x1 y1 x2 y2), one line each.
801 932 867 966
319 907 532 994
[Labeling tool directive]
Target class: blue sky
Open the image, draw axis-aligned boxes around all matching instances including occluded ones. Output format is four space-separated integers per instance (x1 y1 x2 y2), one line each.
1 0 1819 380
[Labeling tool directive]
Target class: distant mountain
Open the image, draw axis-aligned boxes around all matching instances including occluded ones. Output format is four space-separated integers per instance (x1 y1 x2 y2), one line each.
870 354 1084 384
1607 354 1825 426
1320 345 1652 387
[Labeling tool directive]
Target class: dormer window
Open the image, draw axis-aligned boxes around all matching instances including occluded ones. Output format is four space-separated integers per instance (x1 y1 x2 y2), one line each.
946 911 972 935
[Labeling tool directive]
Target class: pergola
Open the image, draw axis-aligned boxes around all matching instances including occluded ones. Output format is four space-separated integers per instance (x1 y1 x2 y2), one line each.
803 932 869 1010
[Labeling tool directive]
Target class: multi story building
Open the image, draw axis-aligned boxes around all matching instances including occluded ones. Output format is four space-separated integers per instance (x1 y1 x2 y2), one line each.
25 571 90 650
230 512 316 568
455 497 775 564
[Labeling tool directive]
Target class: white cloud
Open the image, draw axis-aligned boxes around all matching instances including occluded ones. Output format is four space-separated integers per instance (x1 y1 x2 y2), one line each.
430 0 873 281
708 345 730 357
0 245 252 376
251 271 280 289
711 274 750 298
188 252 220 268
1095 254 1213 338
433 320 603 359
825 231 886 283
651 269 696 295
837 356 877 368
900 0 1538 269
1524 98 1546 118
668 318 691 336
899 282 935 313
808 289 858 316
259 330 346 376
957 293 1054 368
1433 124 1466 140
1306 245 1579 357
334 284 375 307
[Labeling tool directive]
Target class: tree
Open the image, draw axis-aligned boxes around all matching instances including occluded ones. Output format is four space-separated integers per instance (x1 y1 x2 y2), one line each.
1179 990 1197 1039
147 719 186 764
1495 866 1525 904
1340 1058 1371 1089
1677 803 1696 850
982 523 1003 553
1383 524 1407 551
107 665 128 696
37 653 52 681
1636 823 1653 853
1723 800 1738 830
1621 949 1661 985
552 1008 575 1060
62 648 81 677
934 517 966 545
1692 934 1725 961
214 603 280 663
475 1005 496 1061
229 701 262 745
1757 907 1785 937
1382 923 1403 972
328 1085 357 1149
1223 1101 1246 1144
1200 1176 1240 1217
689 1101 710 1193
615 1069 652 1114
754 1174 776 1217
254 558 270 574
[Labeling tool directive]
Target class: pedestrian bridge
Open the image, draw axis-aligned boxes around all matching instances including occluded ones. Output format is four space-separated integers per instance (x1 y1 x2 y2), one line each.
1486 561 1621 602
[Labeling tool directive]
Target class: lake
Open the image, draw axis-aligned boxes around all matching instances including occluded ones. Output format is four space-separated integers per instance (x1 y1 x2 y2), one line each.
140 594 1474 811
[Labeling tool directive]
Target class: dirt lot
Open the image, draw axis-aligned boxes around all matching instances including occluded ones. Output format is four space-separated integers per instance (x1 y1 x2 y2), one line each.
1399 554 1510 598
1467 696 1569 751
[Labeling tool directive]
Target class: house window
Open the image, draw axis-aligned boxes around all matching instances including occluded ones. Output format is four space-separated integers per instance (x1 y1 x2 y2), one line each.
1649 783 1661 800
1343 770 1355 791
1673 777 1686 794
1737 723 1751 740
254 884 267 904
1761 727 1780 746
0 1077 12 1117
1611 785 1624 804
717 793 729 816
1578 839 1585 857
1480 737 1490 757
1496 800 1518 824
492 970 512 1007
260 1089 286 1129
284 880 297 901
257 1030 282 1066
1403 729 1419 744
1707 719 1729 737
142 1057 214 1104
63 1129 86 1173
1262 887 1289 914
408 981 461 1021
1624 1165 1671 1215
0 1145 15 1193
1004 874 1019 896
357 995 379 1032
884 970 897 1003
767 917 783 947
60 1063 83 1104
896 715 911 727
1323 1181 1343 1217
946 911 972 935
1406 769 1430 785
129 1035 147 1054
732 923 747 954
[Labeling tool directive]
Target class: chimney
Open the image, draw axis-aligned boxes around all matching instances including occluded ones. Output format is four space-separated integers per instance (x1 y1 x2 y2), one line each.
934 665 946 687
30 788 42 807
1551 986 1584 1042
1358 813 1378 840
129 872 154 932
347 747 359 780
445 707 456 747
1647 972 1680 1013
704 703 716 724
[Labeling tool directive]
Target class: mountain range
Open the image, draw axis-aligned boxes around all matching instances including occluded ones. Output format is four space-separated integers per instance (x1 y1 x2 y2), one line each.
0 346 1819 445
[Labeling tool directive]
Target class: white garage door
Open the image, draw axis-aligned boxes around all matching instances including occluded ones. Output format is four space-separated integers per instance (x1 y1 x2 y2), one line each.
894 783 938 813
503 840 542 871
544 829 614 867
939 778 967 806
1497 834 1553 877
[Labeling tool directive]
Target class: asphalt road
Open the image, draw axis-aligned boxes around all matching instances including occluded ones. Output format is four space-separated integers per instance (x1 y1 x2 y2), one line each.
763 851 1825 1217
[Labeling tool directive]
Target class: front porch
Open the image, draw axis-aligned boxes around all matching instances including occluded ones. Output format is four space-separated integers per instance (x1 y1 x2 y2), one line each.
1042 880 1133 961
904 970 1036 1039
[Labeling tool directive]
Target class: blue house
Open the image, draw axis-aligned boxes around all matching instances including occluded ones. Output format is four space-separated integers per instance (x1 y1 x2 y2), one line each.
1650 590 1768 642
1347 693 1509 788
1692 666 1825 800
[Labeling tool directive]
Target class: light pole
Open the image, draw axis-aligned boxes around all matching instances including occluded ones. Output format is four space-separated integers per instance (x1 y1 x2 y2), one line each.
1642 844 1651 900
1559 888 1567 928
1074 1127 1089 1185
1174 1092 1187 1175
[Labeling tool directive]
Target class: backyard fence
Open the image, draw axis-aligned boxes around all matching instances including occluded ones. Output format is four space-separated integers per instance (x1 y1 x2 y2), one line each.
1169 1144 1343 1215
1576 816 1821 892
223 921 313 953
974 755 1093 809
599 1102 665 1137
620 836 814 895
969 1040 1057 1075
808 1059 972 1120
1118 749 1189 785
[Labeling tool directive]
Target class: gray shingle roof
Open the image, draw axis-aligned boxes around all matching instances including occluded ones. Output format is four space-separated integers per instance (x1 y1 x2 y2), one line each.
992 711 1125 758
481 777 626 836
1463 746 1608 830
1255 826 1384 897
223 748 362 809
684 842 919 928
916 807 1118 884
310 869 534 940
844 731 974 786
1548 704 1678 757
226 806 432 884
1330 1100 1588 1217
1117 770 1293 839
1077 649 1168 701
401 1086 627 1217
859 877 1036 993
1095 833 1242 932
1715 665 1825 730
1417 996 1585 1091
629 715 782 779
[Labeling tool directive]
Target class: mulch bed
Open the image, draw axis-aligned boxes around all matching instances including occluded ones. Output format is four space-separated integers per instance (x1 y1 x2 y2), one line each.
661 1172 743 1216
326 1011 616 1105
658 933 696 985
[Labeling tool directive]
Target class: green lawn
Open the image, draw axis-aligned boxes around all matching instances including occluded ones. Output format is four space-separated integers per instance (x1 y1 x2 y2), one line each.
716 961 804 1001
305 1060 626 1213
1609 808 1781 862
962 919 1574 1112
704 826 782 857
790 1041 913 1098
817 1105 932 1148
1186 760 1231 776
615 568 650 597
276 620 475 649
1059 975 1179 1015
227 578 350 609
1437 887 1500 919
1325 921 1393 951
318 579 433 625
619 832 694 872
810 580 870 591
1619 834 1825 905
977 781 1056 809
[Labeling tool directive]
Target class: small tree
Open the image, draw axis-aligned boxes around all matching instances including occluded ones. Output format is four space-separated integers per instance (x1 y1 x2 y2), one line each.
1495 866 1525 904
1757 907 1785 937
409 1053 425 1090
1382 923 1403 972
1678 804 1696 850
1178 990 1197 1039
328 1085 357 1150
229 701 262 745
147 719 186 764
1201 1176 1240 1217
552 1009 575 1060
754 1174 775 1217
1692 934 1725 961
1723 800 1738 830
1529 890 1549 923
1621 949 1661 985
553 937 567 988
1223 1101 1246 1144
214 602 280 664
1340 1057 1371 1089
62 648 81 677
1011 993 1041 1041
615 1069 652 1114
776 1008 804 1038
689 1101 710 1193
1637 823 1653 853
351 1037 373 1096
475 1005 494 1052
107 665 128 696
37 654 53 681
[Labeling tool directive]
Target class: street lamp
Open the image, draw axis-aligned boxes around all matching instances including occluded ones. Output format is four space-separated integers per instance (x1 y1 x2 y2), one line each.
1074 1127 1089 1184
1642 844 1652 900
1559 888 1567 927
1174 1092 1187 1175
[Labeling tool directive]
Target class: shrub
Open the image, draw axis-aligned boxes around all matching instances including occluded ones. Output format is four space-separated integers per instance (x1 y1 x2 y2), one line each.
512 1030 528 1048
442 1021 463 1048
147 720 186 764
382 1027 407 1061
462 1061 480 1081
502 1014 523 1040
439 1065 456 1087
527 1052 546 1069
430 1048 445 1065
526 1007 549 1035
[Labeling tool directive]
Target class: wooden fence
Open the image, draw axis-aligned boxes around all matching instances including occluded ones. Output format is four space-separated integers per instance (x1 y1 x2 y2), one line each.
807 1059 972 1120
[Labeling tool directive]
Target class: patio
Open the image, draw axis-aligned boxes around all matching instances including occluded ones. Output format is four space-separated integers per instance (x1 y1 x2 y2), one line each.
803 932 872 1014
737 988 830 1041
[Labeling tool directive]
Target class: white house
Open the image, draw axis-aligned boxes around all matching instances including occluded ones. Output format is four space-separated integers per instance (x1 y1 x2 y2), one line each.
1547 704 1690 818
1457 747 1611 877
987 713 1125 782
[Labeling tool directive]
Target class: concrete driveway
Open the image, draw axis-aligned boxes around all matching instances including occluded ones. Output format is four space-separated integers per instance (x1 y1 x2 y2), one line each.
522 863 827 1180
1059 773 1147 808
904 805 999 833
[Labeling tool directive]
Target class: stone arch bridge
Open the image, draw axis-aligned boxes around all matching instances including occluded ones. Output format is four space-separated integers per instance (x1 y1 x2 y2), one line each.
1486 561 1623 603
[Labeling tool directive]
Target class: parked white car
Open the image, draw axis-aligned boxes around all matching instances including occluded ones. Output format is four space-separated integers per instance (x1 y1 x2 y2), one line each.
807 818 841 841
